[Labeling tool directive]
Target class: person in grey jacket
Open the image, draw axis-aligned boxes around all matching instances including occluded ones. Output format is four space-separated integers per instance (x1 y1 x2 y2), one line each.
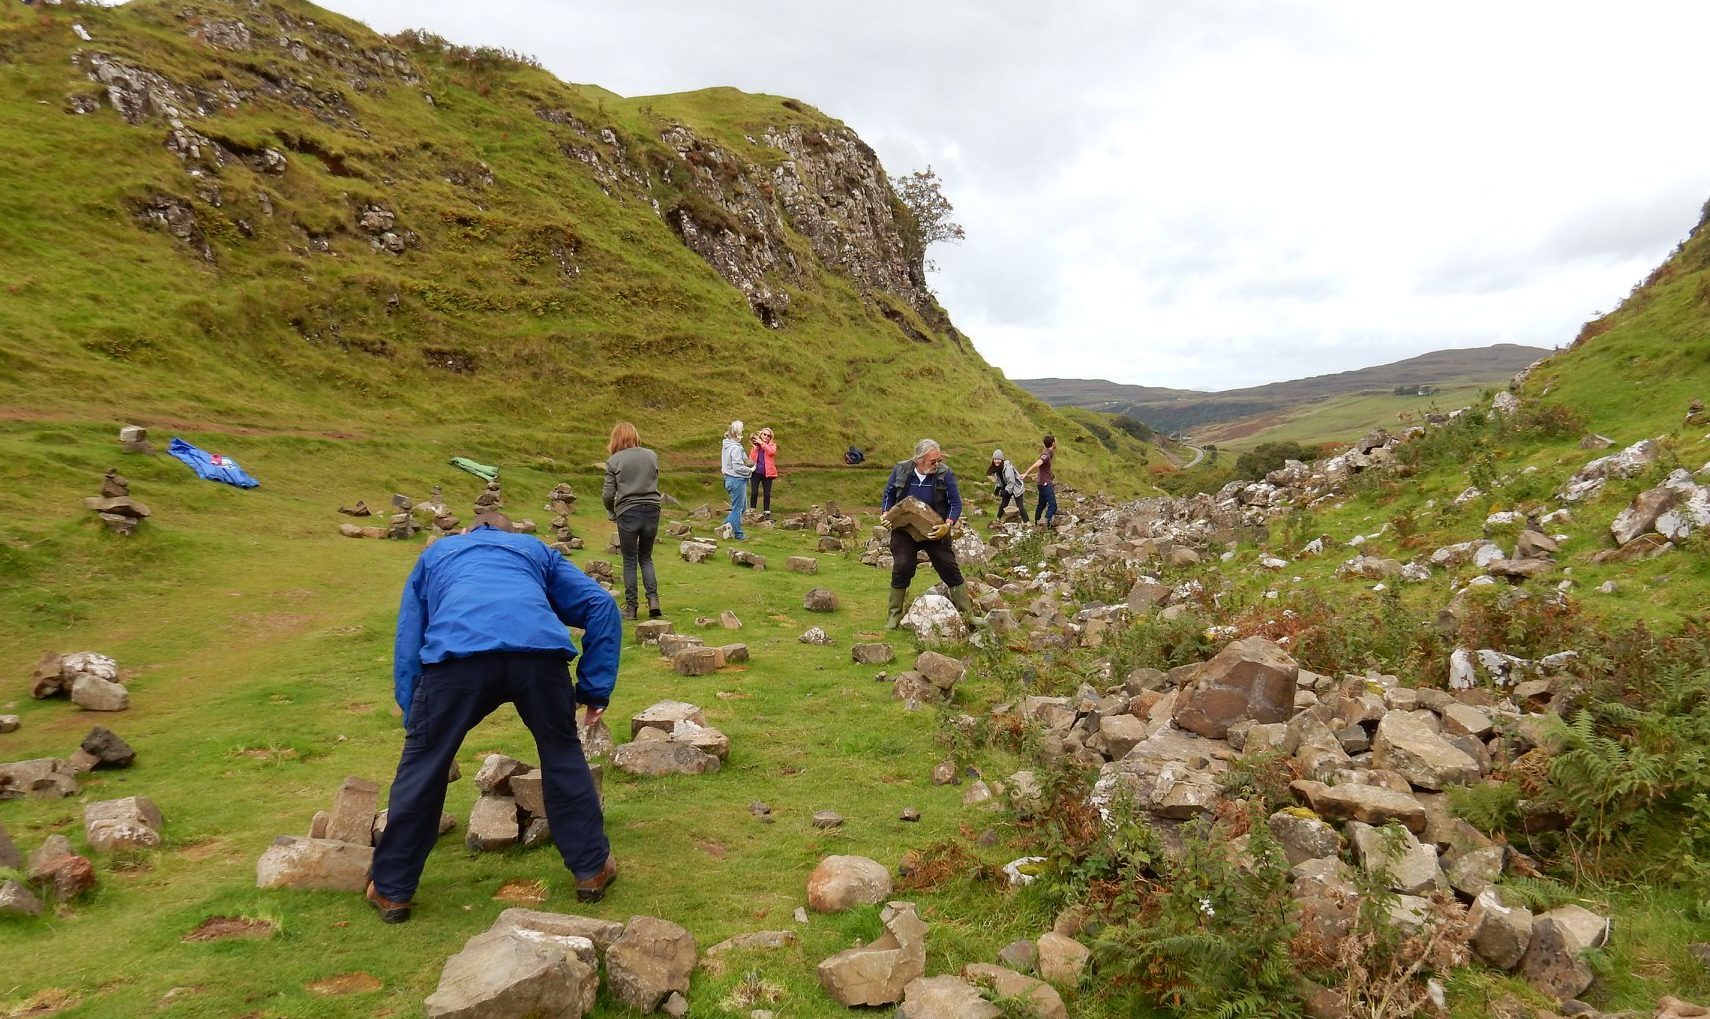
720 420 754 540
603 422 664 620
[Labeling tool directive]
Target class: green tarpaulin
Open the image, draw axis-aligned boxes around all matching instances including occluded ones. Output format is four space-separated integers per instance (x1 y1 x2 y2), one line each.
449 457 499 482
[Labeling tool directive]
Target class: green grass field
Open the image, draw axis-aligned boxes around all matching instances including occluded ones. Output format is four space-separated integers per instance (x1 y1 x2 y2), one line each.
1200 385 1491 453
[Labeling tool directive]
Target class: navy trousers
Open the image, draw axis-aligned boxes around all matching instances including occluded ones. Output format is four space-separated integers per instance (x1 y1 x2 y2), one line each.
371 651 609 901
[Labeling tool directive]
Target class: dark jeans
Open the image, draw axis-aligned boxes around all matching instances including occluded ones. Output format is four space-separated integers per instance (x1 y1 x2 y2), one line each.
996 488 1029 518
1034 483 1058 524
616 504 660 611
748 474 774 511
889 527 964 590
371 652 609 901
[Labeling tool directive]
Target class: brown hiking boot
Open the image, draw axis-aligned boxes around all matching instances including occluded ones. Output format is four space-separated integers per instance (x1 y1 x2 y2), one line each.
365 881 412 924
575 855 618 903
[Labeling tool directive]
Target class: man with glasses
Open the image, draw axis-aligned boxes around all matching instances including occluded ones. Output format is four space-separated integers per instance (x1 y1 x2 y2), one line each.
879 438 977 628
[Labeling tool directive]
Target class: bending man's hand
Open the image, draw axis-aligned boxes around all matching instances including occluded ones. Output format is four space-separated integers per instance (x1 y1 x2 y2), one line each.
927 521 954 541
582 705 605 729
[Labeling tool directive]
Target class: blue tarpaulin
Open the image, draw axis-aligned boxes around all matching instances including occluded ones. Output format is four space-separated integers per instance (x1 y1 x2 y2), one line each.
168 437 260 488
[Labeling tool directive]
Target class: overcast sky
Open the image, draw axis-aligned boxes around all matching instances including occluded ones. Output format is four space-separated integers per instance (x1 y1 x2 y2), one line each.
321 1 1710 391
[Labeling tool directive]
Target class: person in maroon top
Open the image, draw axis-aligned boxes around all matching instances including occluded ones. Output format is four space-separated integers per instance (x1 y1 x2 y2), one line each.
1021 434 1057 527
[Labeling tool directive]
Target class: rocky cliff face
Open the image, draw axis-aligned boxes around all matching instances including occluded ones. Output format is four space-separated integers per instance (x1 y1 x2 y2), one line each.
68 0 942 337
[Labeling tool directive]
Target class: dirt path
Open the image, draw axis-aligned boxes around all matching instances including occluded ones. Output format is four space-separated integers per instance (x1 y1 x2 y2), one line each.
0 408 367 440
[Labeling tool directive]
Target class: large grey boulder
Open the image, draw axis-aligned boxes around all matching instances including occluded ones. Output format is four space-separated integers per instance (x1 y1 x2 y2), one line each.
630 701 706 737
79 726 136 768
818 901 928 1007
1172 637 1297 738
808 854 893 912
423 925 597 1019
913 651 967 692
605 915 697 1013
84 796 164 852
467 795 521 851
255 836 372 892
71 674 129 712
1371 712 1480 790
0 879 43 917
1267 810 1344 867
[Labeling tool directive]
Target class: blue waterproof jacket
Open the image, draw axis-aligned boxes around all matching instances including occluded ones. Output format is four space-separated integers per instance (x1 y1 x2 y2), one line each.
393 525 621 722
167 437 260 488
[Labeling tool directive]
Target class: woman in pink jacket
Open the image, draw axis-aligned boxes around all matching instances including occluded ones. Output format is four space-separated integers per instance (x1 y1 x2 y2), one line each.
748 427 778 519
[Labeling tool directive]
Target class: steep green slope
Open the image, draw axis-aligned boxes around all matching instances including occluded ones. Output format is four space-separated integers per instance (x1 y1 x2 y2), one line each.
0 0 1152 491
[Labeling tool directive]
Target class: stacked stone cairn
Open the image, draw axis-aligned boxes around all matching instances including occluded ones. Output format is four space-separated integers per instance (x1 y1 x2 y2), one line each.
547 482 583 553
387 493 420 540
474 479 503 516
257 773 456 893
85 468 150 535
118 423 153 454
636 620 748 680
612 700 728 777
30 650 129 711
463 748 607 853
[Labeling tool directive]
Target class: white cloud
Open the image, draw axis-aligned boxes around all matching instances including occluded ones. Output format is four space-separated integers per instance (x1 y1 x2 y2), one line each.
320 0 1710 389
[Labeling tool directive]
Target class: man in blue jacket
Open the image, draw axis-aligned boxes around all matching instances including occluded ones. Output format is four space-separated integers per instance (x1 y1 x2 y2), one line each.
880 438 977 629
367 511 621 923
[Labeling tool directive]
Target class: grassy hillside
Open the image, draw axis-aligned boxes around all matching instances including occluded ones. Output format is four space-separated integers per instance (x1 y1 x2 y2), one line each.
1019 343 1547 435
0 0 1155 496
1193 383 1490 453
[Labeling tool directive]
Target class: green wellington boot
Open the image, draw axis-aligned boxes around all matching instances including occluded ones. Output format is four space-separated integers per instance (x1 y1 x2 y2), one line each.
885 587 908 629
946 583 979 625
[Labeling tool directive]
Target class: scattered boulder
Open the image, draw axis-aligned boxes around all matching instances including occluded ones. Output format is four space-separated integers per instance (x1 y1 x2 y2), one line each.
84 795 165 852
899 975 999 1019
1172 637 1298 738
606 916 698 1014
852 643 895 665
0 757 79 799
808 854 892 912
817 901 928 1007
0 879 43 917
79 726 136 768
612 740 720 777
787 556 819 574
1467 889 1533 970
963 963 1068 1019
1520 906 1607 1001
326 776 382 845
1371 712 1480 790
71 673 130 711
1035 932 1091 987
803 588 839 612
913 651 966 693
901 593 966 642
466 795 521 851
423 921 598 1019
799 627 832 645
255 836 373 892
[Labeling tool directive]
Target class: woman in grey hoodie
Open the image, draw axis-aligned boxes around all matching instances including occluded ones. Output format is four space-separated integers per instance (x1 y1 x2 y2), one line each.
603 421 664 619
720 420 754 540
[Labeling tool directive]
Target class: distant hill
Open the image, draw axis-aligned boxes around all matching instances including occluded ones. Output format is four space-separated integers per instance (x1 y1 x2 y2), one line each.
1017 344 1550 436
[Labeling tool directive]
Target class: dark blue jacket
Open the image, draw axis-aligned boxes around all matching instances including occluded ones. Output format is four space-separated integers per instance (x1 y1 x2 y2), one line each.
881 460 962 522
393 525 621 721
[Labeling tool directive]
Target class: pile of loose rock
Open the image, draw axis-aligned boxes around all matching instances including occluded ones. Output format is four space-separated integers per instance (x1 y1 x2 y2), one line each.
804 853 1070 1016
118 423 153 455
30 650 129 711
258 773 453 893
464 750 607 852
611 700 727 777
85 468 150 536
0 725 135 802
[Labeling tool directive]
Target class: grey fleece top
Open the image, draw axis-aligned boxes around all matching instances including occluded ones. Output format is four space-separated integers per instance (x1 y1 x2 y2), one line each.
603 446 662 520
721 437 753 478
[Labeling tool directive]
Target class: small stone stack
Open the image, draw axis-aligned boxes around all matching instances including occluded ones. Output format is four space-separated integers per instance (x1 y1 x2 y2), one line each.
85 468 150 536
119 424 153 454
474 479 504 516
387 493 420 540
548 483 582 553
